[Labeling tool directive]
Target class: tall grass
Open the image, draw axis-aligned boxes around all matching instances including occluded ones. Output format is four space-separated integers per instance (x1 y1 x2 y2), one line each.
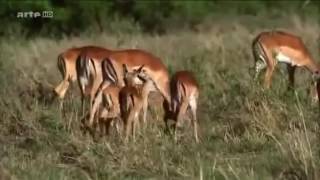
0 15 319 179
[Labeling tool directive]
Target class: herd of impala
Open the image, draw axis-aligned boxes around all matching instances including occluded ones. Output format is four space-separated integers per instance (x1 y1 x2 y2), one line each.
52 30 320 143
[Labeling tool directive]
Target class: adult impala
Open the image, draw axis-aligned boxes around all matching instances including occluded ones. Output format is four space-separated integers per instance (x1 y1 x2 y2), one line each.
252 30 320 102
54 46 112 100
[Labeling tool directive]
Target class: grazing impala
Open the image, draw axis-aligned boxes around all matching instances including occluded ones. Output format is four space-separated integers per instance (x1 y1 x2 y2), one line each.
89 83 122 137
252 31 320 93
54 46 112 100
76 50 115 115
86 58 122 134
119 64 155 142
78 50 171 128
163 71 199 143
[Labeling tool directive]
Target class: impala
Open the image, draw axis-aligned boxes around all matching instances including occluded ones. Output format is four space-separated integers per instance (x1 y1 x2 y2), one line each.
91 83 122 137
78 49 171 128
252 31 320 95
54 46 112 100
76 50 114 115
163 71 200 143
119 64 155 142
86 58 122 135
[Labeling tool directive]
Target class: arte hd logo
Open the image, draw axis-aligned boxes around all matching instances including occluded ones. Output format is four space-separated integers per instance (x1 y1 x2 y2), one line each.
17 11 53 18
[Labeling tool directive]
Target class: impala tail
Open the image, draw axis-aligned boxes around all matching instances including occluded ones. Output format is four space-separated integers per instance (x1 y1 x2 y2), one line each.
76 52 96 94
94 58 119 100
251 34 269 80
172 80 186 112
102 58 118 84
54 53 69 99
57 54 66 79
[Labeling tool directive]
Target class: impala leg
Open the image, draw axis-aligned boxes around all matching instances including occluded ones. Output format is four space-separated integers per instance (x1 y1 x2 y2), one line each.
162 99 172 134
163 113 171 134
106 118 114 136
264 66 274 89
90 79 103 110
189 98 199 143
174 101 188 142
157 80 172 110
101 118 112 136
308 81 319 104
316 80 320 109
125 111 134 142
59 99 64 112
133 110 140 142
98 118 105 137
88 91 102 127
54 79 70 99
132 119 136 142
112 117 121 136
55 80 71 113
142 97 149 128
254 60 267 82
117 118 122 136
287 65 296 91
81 95 86 118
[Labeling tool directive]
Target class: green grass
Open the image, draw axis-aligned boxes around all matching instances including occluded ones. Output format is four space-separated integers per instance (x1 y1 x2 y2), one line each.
0 15 320 180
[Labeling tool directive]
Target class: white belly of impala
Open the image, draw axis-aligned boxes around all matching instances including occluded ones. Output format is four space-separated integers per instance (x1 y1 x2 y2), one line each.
275 52 301 66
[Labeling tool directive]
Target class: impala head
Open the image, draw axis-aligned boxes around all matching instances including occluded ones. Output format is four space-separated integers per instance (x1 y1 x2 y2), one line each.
308 80 320 109
122 64 147 86
312 70 320 81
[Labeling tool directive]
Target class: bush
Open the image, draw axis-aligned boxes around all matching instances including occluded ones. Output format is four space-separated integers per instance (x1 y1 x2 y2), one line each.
0 1 319 38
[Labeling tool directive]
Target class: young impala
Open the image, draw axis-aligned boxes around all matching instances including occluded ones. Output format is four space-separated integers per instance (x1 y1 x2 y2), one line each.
252 31 320 94
163 71 200 143
78 49 171 128
86 58 122 135
88 83 122 137
119 64 155 142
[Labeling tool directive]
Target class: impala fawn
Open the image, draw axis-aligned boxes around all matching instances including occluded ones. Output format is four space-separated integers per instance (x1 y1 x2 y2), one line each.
119 64 155 142
163 71 200 143
83 58 122 138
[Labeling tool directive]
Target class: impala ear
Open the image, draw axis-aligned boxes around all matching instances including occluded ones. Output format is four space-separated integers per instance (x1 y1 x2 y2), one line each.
137 65 145 73
122 64 129 75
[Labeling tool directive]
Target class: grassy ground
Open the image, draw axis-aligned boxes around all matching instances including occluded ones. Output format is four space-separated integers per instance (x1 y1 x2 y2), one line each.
0 15 320 180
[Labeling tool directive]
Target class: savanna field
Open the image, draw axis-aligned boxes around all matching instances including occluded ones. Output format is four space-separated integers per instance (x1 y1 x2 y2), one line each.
1 13 320 180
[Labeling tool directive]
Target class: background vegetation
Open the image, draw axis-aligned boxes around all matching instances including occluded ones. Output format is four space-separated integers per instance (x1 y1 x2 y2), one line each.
0 0 320 179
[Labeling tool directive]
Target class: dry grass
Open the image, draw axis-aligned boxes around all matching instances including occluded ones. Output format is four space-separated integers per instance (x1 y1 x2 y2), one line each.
0 15 320 180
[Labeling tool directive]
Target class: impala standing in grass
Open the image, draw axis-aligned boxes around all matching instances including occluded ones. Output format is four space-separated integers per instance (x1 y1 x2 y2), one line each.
119 64 155 142
252 30 320 104
163 71 200 143
54 46 112 110
78 49 171 128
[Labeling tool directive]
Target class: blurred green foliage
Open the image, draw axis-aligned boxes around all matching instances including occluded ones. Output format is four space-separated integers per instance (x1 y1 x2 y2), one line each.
0 0 319 38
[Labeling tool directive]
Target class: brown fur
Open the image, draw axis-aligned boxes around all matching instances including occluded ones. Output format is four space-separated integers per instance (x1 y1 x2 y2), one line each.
163 71 199 142
54 46 170 106
252 31 320 88
119 65 154 142
163 71 200 143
